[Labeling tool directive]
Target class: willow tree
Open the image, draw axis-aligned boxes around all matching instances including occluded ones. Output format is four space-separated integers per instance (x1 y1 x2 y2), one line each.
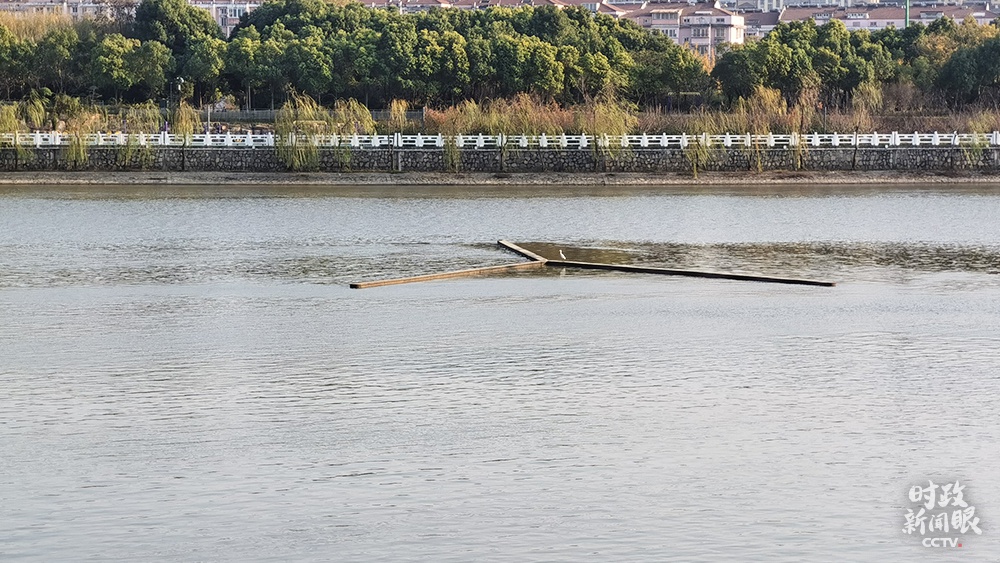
0 103 32 168
330 98 376 135
62 105 103 168
118 101 162 167
170 101 200 136
274 93 335 171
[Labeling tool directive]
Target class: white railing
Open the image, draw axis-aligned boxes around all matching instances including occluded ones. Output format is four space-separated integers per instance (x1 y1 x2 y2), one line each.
2 131 999 149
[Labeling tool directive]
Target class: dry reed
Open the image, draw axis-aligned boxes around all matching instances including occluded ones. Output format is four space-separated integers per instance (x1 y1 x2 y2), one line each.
0 13 74 41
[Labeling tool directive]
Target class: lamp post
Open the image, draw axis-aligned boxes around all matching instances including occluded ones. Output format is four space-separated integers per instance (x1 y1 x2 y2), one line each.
175 77 185 109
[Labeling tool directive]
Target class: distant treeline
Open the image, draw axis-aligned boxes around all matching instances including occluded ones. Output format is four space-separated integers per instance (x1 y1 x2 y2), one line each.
1 0 1000 112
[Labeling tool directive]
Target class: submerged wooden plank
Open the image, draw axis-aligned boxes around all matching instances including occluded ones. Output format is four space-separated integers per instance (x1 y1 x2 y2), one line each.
497 240 548 262
350 261 545 289
545 260 836 287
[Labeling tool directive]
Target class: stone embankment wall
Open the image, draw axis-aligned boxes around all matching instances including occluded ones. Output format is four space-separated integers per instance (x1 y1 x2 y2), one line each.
1 145 997 172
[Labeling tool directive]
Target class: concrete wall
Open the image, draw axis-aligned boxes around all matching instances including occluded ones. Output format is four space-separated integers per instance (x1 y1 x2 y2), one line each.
2 145 998 173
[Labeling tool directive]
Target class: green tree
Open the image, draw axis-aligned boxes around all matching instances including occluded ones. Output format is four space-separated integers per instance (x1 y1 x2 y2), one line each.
182 36 224 104
0 24 31 98
132 0 222 52
34 27 79 93
224 27 262 108
91 33 141 99
713 46 761 102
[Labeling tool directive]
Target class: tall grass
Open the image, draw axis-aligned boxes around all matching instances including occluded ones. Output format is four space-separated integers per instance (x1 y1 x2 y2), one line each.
0 13 74 41
425 94 638 132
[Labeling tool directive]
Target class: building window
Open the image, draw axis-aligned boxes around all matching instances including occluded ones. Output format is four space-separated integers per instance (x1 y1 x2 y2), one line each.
714 27 727 37
692 27 708 38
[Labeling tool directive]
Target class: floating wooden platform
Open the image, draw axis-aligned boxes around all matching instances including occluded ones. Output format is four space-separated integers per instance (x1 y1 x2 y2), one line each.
349 240 836 288
349 261 545 289
545 259 835 287
497 240 549 262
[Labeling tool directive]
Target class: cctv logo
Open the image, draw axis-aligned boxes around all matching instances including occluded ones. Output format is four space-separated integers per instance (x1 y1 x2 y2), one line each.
921 538 962 548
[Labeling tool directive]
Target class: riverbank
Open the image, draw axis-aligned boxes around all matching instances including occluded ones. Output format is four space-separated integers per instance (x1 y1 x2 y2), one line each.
3 169 1000 186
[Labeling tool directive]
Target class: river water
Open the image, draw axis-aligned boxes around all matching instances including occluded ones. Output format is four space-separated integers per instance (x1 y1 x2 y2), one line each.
1 184 998 561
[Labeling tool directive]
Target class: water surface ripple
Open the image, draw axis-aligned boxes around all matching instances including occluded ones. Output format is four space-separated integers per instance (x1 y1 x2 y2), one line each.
1 184 998 561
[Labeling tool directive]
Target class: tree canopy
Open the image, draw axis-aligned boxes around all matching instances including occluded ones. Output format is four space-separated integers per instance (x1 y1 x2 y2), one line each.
0 1 998 110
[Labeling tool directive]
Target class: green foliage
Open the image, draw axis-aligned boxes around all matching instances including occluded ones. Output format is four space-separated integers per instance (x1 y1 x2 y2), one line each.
2 2 1000 124
91 34 174 101
132 0 222 53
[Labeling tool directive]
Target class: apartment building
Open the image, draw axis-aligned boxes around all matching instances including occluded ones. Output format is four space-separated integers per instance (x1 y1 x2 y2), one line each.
626 2 744 57
0 0 261 36
779 4 998 30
